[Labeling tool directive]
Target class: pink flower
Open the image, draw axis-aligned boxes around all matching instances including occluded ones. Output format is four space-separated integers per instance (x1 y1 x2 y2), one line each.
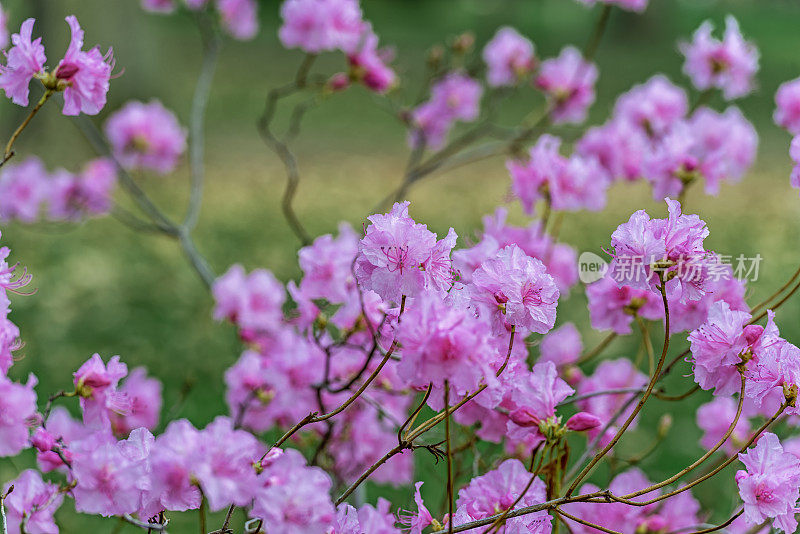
398 482 434 534
2 470 63 534
72 428 153 517
607 209 666 291
212 265 286 335
73 353 130 430
296 222 358 304
775 77 800 135
506 362 574 437
577 120 647 182
680 16 758 100
279 0 364 54
574 0 648 13
790 136 800 195
141 0 176 13
452 459 552 532
194 416 261 511
110 367 162 436
329 499 398 533
48 158 117 221
142 419 202 518
586 275 663 335
482 27 535 87
250 448 335 532
736 432 800 533
0 19 46 106
696 396 751 455
550 154 610 212
507 134 565 215
216 0 259 40
409 74 482 149
355 201 457 303
396 291 500 394
539 322 582 367
535 46 597 124
345 25 396 94
0 157 48 223
105 100 187 175
0 374 36 457
470 244 559 335
614 75 688 139
745 336 800 416
688 300 750 395
56 16 114 116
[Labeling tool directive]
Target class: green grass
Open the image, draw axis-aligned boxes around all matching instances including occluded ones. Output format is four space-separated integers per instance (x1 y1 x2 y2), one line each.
1 0 800 530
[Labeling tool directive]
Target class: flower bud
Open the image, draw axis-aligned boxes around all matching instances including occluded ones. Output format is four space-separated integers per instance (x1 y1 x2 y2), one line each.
31 427 57 452
566 412 602 432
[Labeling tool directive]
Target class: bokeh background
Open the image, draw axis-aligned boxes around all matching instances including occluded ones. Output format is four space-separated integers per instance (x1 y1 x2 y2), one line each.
1 0 800 530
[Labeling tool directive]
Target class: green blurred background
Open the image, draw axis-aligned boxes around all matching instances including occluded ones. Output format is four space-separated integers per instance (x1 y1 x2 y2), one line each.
1 0 800 530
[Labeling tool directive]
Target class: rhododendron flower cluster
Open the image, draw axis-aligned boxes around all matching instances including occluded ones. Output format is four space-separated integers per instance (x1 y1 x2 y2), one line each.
3 1 800 533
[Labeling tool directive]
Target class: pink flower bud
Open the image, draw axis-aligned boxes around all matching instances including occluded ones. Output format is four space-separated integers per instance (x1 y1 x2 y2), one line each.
566 412 602 432
327 72 350 92
31 427 56 452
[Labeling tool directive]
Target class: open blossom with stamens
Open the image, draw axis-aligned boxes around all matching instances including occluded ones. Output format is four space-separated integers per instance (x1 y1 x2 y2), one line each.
2 470 64 534
216 0 259 40
73 353 130 430
452 459 552 532
688 300 750 395
680 16 758 101
482 26 535 87
775 77 800 135
470 244 559 335
0 18 46 106
355 201 457 303
56 16 114 116
110 367 162 436
736 432 800 533
105 100 187 175
586 275 664 335
535 46 597 125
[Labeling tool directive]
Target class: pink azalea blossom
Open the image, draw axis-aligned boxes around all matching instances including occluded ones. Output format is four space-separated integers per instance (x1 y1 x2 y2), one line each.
355 201 457 303
110 367 162 436
688 300 750 395
482 26 535 87
73 353 130 430
409 74 482 149
535 46 598 124
577 119 647 182
0 5 8 50
56 16 114 116
586 275 663 335
539 322 582 367
775 77 800 135
104 100 187 175
212 265 286 335
613 75 688 139
507 134 564 215
0 373 36 457
696 396 751 455
396 291 500 394
296 223 358 304
279 0 364 53
345 24 396 94
506 361 574 445
250 448 335 532
745 336 800 417
328 499 399 533
48 158 117 221
470 244 559 335
550 154 610 212
736 432 800 533
72 428 152 517
0 157 48 223
790 136 800 195
216 0 258 40
2 470 63 534
452 459 552 532
0 19 46 106
398 482 434 534
141 419 202 518
680 16 758 100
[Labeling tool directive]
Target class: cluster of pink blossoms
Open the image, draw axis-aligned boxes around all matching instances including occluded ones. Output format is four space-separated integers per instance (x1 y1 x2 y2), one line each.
0 16 113 115
577 74 757 200
279 0 396 93
141 0 259 40
0 156 117 223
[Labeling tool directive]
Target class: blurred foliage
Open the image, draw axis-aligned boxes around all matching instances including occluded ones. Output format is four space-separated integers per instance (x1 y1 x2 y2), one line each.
0 0 799 531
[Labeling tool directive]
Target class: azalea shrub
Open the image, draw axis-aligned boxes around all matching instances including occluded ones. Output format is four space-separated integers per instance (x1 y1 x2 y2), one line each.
1 1 800 533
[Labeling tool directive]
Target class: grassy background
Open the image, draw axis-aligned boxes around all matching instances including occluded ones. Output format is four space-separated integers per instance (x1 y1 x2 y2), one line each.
1 0 800 530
